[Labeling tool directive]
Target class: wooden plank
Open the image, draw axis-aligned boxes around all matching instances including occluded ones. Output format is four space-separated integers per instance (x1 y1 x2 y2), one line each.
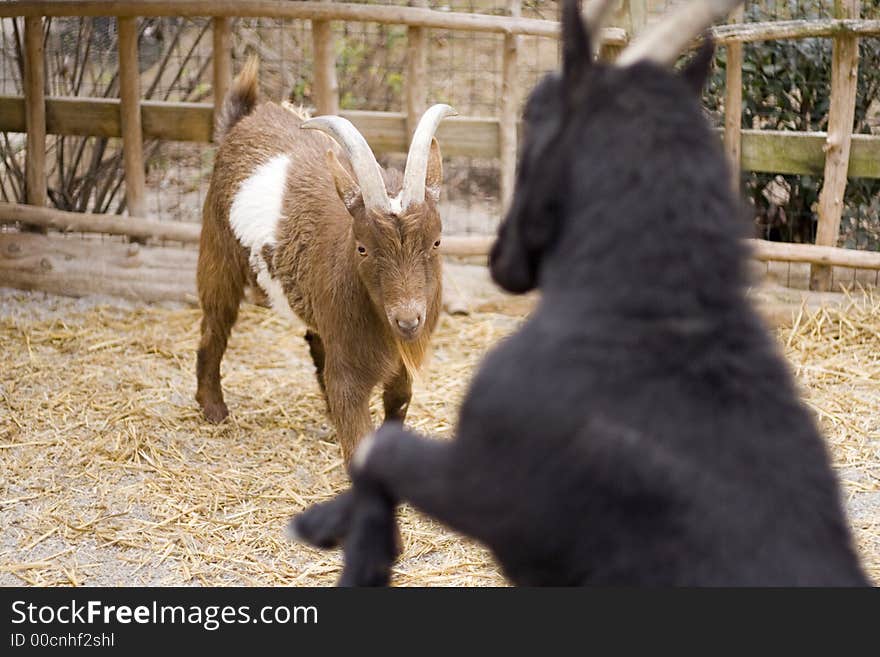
0 202 496 256
142 100 214 142
432 115 499 159
0 97 500 155
212 17 232 109
499 0 520 211
740 131 880 179
0 202 201 243
405 0 428 140
811 0 860 291
723 5 744 191
341 110 499 158
0 1 629 43
0 231 199 303
712 18 880 43
3 95 880 174
0 231 500 304
117 16 147 219
748 238 880 271
5 230 880 308
23 16 47 218
312 11 339 115
0 96 215 141
340 110 407 153
739 129 825 176
6 232 879 306
0 94 24 132
5 3 880 42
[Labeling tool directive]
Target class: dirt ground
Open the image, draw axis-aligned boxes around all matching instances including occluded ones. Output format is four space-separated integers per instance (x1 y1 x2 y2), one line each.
1 268 878 586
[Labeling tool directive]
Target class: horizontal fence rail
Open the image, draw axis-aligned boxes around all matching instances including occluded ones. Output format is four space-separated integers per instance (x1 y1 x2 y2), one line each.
0 1 627 41
1 95 878 177
1 1 880 300
5 201 880 273
2 2 880 42
0 202 494 256
712 17 880 43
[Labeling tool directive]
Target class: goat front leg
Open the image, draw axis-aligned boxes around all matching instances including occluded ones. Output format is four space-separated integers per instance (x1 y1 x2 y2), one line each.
382 362 412 423
292 484 398 587
292 423 482 547
304 330 328 409
324 359 376 463
349 423 480 535
291 425 487 586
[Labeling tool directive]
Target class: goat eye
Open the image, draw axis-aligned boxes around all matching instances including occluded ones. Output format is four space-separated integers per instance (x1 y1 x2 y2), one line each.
433 239 441 249
357 244 367 256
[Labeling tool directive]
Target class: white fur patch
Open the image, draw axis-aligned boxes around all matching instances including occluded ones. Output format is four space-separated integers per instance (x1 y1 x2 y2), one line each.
254 254 297 322
229 154 296 320
229 154 290 250
352 432 376 471
389 193 402 215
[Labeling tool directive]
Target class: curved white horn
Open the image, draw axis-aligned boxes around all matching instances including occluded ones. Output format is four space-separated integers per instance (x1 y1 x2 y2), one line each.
582 0 616 45
617 0 743 67
400 104 458 210
302 115 391 213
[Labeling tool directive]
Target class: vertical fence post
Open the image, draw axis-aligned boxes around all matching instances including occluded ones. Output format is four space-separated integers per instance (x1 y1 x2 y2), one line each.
117 16 147 221
723 5 744 192
406 0 428 141
312 0 339 116
212 16 232 118
499 0 521 212
811 0 860 291
23 16 47 232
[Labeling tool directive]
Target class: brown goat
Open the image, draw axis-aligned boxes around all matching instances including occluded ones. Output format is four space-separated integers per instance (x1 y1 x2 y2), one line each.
196 58 455 460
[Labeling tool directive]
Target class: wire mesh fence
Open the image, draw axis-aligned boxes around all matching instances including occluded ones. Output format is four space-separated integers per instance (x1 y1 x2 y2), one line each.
684 0 880 260
0 2 561 237
1 1 878 247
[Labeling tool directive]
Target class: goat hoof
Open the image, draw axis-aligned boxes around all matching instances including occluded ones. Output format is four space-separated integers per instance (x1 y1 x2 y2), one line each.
290 501 350 549
202 401 229 423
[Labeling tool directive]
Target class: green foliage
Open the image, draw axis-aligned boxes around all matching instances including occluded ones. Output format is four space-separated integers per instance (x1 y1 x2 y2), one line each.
703 2 880 247
335 24 407 111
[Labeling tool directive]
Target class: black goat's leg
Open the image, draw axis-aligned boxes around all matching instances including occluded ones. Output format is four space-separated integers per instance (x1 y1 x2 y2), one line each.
291 424 484 586
291 486 398 587
337 484 398 587
352 423 484 539
289 489 356 549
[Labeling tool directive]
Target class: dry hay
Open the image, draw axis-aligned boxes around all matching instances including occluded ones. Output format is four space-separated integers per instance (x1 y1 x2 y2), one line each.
0 290 513 586
0 286 878 586
782 290 880 583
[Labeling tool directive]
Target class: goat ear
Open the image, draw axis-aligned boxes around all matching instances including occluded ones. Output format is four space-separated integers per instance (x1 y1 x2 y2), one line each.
327 150 361 214
562 0 591 90
424 138 443 204
680 35 715 95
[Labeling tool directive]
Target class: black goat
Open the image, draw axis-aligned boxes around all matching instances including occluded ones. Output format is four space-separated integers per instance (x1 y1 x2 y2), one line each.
290 0 869 586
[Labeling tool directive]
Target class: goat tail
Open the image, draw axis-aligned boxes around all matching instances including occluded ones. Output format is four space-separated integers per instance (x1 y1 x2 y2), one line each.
214 55 259 142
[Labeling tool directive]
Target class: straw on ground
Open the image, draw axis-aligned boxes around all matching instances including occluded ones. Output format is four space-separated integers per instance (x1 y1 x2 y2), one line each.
0 287 877 585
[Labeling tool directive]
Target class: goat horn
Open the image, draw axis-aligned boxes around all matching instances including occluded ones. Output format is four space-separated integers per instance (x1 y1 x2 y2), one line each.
617 0 743 67
582 0 616 47
302 115 391 213
401 104 458 210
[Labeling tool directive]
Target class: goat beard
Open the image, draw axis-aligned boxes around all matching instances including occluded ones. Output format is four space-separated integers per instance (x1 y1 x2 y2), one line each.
396 333 431 380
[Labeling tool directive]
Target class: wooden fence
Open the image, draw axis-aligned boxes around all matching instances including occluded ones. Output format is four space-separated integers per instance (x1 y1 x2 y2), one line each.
1 0 880 301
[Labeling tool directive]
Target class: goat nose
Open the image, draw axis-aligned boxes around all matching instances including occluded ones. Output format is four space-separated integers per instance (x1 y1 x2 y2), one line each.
396 316 421 332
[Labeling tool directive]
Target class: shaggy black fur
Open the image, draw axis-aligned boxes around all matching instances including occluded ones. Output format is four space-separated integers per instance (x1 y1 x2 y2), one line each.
290 0 868 586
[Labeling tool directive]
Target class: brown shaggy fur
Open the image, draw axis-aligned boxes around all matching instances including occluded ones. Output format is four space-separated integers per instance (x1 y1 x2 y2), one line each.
196 60 444 461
